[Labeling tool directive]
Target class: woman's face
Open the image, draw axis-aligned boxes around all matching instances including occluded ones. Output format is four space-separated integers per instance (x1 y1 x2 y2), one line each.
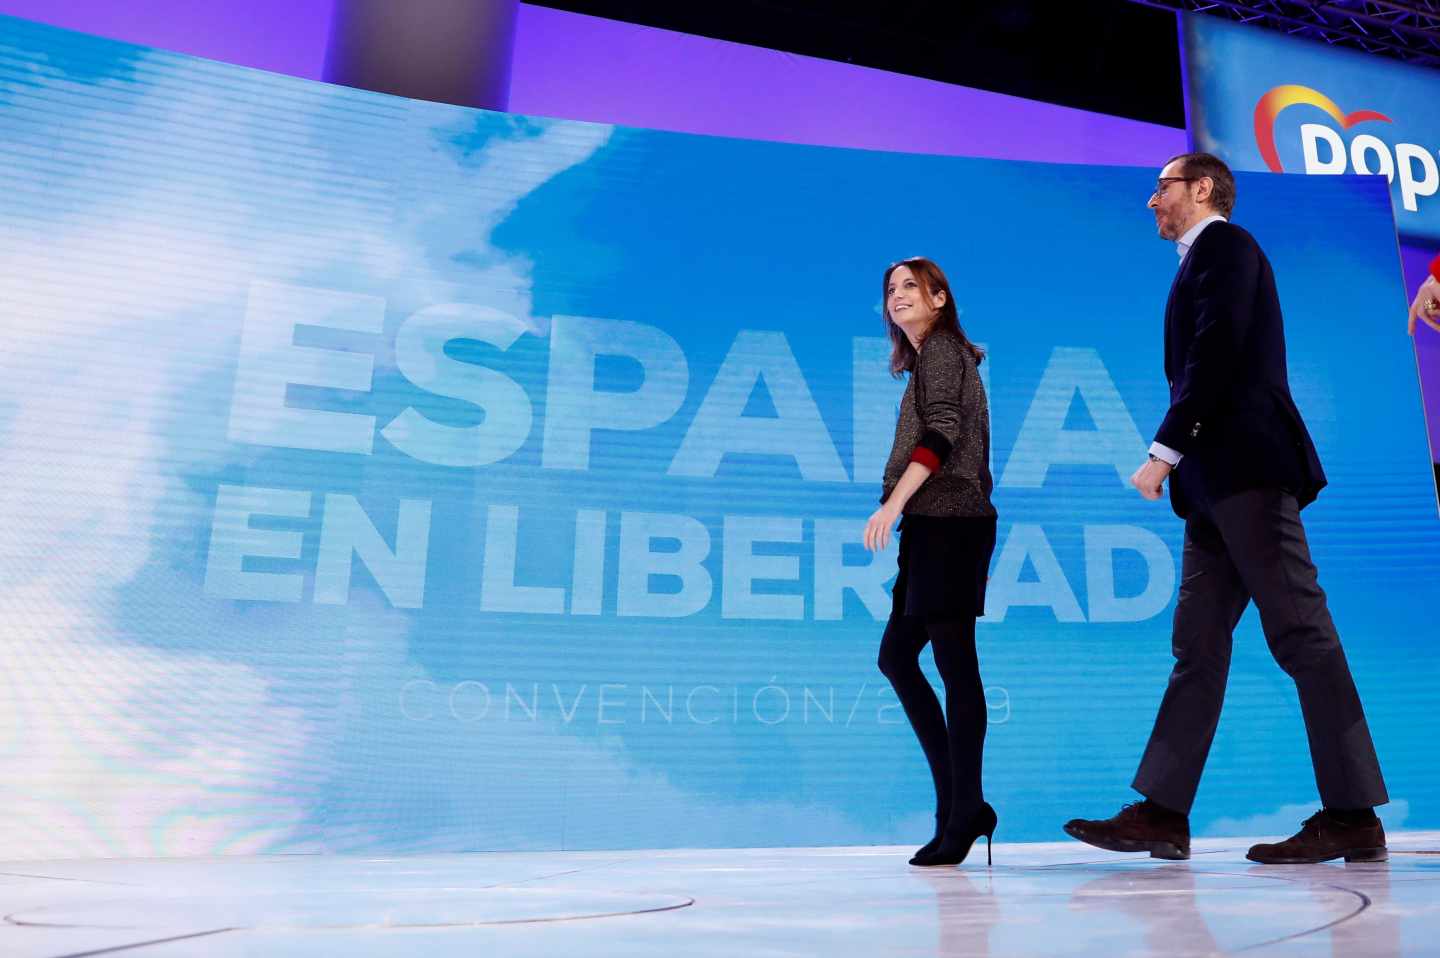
886 265 945 329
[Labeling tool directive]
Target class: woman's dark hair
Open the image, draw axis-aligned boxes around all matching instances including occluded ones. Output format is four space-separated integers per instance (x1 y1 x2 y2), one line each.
882 256 984 378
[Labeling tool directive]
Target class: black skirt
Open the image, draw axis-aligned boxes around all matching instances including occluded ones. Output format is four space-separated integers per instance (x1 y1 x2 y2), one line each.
891 514 998 620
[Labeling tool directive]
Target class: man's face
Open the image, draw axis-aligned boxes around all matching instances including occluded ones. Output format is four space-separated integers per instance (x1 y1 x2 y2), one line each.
1147 161 1196 241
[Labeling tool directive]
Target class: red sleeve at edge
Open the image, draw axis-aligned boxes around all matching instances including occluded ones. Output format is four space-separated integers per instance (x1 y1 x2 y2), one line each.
909 446 941 471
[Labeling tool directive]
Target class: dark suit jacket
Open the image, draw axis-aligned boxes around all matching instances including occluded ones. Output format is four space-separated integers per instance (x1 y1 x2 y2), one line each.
1156 220 1326 518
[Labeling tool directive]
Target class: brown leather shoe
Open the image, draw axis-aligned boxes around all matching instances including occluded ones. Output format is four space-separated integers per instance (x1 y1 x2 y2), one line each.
1245 810 1387 864
1064 799 1190 860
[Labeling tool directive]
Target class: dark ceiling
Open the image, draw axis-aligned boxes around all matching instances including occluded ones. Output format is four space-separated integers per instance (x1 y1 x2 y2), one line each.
530 0 1187 128
1133 0 1440 71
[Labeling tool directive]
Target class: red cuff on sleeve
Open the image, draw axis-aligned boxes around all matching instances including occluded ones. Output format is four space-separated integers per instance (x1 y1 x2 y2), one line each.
910 446 941 471
1430 252 1440 283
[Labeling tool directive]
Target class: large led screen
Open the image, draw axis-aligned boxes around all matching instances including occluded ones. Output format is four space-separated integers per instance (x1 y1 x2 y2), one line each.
1 16 1435 858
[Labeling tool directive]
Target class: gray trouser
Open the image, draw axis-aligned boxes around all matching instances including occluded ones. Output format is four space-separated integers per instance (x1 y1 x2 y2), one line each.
1132 487 1387 814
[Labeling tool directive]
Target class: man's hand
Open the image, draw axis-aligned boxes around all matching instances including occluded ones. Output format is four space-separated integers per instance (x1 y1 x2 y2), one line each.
1409 274 1440 336
1130 457 1172 501
864 503 901 552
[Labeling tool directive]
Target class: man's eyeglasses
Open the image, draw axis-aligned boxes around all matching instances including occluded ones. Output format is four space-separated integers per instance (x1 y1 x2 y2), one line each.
1152 176 1196 199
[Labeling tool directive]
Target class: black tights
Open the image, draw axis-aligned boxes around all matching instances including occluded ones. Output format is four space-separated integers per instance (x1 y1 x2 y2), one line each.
877 613 986 828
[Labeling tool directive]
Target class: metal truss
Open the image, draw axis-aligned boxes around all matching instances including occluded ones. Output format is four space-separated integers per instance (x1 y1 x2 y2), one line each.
1129 0 1440 69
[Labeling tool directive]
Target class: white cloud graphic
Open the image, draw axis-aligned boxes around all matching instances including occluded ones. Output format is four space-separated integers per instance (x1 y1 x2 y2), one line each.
0 35 884 860
0 39 659 859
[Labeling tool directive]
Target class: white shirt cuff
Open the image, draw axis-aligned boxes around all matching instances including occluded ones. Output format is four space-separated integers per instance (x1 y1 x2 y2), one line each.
1149 441 1182 466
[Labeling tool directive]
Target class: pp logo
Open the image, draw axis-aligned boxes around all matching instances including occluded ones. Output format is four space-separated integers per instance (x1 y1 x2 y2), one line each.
1253 84 1437 212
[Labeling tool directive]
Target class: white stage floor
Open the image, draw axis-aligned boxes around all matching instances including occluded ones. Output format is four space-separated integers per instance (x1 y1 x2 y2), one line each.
3 832 1439 957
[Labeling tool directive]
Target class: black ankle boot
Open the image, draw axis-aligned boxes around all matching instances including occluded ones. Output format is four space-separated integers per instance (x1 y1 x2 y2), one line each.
910 802 997 867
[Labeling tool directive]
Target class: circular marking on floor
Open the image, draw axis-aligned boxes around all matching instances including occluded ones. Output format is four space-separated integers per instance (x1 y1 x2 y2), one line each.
4 886 695 930
684 861 1375 954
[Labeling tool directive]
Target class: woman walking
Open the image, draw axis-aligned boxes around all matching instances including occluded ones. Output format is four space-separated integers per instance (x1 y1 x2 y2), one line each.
863 257 999 867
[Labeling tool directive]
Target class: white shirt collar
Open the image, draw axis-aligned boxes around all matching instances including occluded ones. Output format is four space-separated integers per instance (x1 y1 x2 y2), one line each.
1176 214 1227 261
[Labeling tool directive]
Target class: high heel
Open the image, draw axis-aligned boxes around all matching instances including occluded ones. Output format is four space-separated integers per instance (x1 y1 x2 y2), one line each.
910 802 997 867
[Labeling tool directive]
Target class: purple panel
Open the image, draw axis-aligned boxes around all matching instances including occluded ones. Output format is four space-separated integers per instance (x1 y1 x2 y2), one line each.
0 0 332 79
509 5 1186 164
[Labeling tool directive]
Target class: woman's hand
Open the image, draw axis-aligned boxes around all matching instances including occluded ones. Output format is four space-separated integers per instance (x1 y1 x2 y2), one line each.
864 502 901 552
1410 274 1440 336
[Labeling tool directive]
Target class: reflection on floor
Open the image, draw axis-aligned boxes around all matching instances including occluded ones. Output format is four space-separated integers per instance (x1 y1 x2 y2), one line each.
3 832 1438 957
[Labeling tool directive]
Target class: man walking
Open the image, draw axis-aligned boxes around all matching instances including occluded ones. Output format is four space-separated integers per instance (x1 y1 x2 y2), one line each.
1063 153 1388 865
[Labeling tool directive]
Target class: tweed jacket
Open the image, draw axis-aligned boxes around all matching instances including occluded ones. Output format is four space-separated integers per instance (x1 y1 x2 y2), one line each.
880 327 996 518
